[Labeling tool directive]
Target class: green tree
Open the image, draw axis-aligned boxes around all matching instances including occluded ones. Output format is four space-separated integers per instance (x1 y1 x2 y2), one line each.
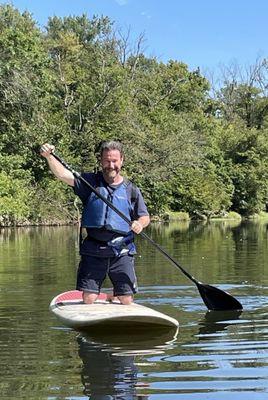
1 5 268 225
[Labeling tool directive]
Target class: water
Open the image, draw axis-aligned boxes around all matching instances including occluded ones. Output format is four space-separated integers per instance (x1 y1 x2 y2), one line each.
0 220 268 399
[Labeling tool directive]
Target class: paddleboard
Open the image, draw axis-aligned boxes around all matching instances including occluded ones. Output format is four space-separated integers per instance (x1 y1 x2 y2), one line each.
49 290 179 330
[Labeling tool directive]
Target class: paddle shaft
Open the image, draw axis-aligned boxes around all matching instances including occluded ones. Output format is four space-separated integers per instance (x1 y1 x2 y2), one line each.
52 153 199 284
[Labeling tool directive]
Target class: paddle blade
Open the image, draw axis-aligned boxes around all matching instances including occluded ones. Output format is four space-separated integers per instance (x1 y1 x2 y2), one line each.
196 283 243 311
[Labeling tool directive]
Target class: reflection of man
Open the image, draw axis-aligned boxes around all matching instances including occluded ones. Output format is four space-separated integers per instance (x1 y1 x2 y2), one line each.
77 336 139 399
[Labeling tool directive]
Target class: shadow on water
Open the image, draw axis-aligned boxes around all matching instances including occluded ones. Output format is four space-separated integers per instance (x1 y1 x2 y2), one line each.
198 310 243 337
77 328 178 399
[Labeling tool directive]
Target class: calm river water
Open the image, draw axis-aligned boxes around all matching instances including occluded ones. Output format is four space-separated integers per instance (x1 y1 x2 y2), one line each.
0 220 268 399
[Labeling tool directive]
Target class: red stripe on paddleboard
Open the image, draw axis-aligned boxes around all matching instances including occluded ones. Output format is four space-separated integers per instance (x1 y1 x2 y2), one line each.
55 290 108 303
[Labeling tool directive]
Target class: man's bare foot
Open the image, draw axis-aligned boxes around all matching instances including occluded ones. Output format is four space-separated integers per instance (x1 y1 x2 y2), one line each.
105 293 133 304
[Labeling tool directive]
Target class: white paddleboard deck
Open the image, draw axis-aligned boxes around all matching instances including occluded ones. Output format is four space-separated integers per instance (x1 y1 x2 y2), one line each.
50 290 179 330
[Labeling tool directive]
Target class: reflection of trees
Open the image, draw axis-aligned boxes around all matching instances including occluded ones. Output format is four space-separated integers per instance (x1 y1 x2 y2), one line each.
2 221 264 295
2 223 268 398
230 220 268 283
136 220 268 287
0 226 81 399
0 226 78 280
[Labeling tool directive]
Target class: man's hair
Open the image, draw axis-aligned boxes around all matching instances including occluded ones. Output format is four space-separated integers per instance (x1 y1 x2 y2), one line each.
100 141 124 157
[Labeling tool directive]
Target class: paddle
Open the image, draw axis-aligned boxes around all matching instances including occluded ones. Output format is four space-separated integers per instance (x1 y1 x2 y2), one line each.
50 152 243 311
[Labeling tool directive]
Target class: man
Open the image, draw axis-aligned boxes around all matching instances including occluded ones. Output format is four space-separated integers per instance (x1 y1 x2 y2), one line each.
40 141 150 305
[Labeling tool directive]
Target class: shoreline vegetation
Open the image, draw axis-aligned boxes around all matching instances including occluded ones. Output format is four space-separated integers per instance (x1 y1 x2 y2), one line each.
1 5 268 228
1 211 268 228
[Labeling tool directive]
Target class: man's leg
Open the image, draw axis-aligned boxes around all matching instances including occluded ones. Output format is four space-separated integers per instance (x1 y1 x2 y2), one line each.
76 255 108 303
117 294 133 305
108 255 137 304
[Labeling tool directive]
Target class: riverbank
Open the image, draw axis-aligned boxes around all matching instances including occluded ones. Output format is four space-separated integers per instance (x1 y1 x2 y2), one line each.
154 210 268 222
2 210 268 228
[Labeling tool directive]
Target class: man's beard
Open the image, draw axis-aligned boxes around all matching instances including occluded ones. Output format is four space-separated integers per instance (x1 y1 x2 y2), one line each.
103 168 119 179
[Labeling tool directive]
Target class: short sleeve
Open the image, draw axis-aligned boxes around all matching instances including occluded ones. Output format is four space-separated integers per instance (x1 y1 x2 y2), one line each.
73 172 96 203
132 187 149 219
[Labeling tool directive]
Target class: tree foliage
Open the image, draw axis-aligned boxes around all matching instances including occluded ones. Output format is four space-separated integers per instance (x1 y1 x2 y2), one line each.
1 5 268 225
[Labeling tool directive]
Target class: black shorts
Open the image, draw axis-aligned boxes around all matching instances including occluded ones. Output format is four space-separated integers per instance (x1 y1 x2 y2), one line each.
76 255 138 296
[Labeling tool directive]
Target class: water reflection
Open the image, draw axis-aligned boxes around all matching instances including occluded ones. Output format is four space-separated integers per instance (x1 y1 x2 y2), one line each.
197 310 243 337
2 223 268 399
77 328 178 399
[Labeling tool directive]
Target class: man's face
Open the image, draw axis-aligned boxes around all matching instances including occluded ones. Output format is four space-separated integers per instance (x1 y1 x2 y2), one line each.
101 149 123 181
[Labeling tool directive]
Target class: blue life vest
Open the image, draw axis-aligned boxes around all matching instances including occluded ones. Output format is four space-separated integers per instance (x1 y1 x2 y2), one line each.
81 179 133 234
